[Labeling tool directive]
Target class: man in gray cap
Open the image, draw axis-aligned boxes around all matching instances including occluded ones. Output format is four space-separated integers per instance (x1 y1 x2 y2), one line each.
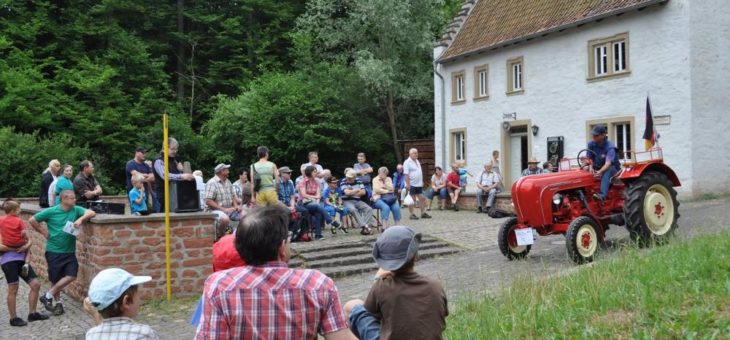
587 125 621 200
343 226 448 339
205 163 241 239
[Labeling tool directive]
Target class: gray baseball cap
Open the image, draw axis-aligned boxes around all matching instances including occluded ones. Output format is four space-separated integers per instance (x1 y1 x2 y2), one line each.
372 226 421 271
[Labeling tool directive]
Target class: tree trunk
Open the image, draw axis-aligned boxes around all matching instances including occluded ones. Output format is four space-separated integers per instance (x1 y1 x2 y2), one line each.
385 91 402 163
176 0 185 105
189 42 196 120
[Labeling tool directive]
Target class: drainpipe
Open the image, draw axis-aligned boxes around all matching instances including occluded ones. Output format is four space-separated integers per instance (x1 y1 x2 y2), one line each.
433 60 446 170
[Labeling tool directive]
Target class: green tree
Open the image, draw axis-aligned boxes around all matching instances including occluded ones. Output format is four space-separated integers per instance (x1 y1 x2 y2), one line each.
205 63 393 174
295 0 451 162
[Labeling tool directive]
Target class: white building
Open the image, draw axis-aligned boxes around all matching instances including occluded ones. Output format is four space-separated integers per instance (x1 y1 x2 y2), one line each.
433 0 730 197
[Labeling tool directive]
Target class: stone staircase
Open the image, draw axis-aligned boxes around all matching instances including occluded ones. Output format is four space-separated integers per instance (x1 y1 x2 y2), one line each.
289 235 463 278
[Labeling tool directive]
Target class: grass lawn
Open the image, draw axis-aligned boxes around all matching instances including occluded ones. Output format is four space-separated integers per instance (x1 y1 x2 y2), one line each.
445 232 730 339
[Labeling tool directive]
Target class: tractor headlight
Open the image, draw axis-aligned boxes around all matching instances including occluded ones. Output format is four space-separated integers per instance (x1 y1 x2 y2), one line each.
552 194 563 206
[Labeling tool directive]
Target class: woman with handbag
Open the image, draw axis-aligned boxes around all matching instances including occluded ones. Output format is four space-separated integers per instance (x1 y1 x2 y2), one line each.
299 166 344 240
372 167 401 230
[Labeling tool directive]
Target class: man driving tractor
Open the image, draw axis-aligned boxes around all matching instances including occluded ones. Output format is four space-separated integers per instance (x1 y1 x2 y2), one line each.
587 125 621 200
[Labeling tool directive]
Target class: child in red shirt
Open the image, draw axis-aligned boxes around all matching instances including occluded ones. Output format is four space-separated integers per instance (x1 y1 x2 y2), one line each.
1 200 27 249
446 163 462 211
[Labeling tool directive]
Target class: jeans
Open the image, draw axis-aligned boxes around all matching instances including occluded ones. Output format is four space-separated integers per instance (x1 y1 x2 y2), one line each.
349 304 381 340
373 199 401 223
599 167 619 198
324 205 349 219
477 188 499 209
303 202 331 237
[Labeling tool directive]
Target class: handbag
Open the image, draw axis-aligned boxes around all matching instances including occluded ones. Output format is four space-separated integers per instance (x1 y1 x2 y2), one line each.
251 164 262 192
403 194 415 206
381 193 397 205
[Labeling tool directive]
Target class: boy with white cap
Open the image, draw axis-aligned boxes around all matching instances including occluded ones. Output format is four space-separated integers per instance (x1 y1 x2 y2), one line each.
344 226 448 339
83 268 159 339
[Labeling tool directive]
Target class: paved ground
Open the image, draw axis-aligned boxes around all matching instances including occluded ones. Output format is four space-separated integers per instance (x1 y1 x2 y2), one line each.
2 197 729 339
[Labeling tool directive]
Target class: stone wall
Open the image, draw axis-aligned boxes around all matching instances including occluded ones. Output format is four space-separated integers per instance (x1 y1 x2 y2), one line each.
426 192 513 212
13 204 216 301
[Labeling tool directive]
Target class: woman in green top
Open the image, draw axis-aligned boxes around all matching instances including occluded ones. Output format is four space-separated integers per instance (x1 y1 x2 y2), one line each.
54 165 74 205
251 146 280 206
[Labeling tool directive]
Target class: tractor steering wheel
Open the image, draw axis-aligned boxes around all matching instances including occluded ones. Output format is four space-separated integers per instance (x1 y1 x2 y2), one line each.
577 149 596 170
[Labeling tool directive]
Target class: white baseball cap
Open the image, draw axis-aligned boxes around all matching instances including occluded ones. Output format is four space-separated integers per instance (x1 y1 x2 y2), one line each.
88 268 151 311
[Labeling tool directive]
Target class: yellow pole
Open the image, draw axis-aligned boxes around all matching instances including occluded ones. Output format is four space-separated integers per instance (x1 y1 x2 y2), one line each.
163 114 172 301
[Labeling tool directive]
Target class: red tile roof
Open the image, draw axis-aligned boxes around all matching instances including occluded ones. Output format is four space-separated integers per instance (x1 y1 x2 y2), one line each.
438 0 667 63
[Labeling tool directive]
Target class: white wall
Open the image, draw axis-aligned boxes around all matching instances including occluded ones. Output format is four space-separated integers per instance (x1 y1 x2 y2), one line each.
435 1 699 195
689 0 730 195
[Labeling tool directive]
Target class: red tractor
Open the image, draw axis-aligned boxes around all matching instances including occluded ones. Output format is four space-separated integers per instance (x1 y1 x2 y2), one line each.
498 148 680 264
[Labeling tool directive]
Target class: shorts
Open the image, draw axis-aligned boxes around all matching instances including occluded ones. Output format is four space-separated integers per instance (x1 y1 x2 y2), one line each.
409 186 423 196
1 260 37 284
255 190 279 206
349 304 381 340
45 252 78 284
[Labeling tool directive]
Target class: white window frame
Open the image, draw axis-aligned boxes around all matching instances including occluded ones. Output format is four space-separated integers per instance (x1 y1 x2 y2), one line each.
587 116 635 162
506 56 524 95
588 33 630 80
451 70 466 104
450 128 467 165
474 65 489 100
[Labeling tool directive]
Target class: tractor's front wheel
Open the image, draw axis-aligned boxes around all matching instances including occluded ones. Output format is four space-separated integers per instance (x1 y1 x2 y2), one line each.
498 217 531 260
624 171 680 246
566 216 602 264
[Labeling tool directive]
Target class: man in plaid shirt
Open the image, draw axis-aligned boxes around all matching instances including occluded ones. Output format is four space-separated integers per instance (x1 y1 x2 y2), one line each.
195 205 355 340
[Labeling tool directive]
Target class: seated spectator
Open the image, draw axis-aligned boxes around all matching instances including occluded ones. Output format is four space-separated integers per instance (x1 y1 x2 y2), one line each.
233 167 253 208
430 167 448 210
354 152 373 190
522 157 544 177
194 205 355 339
446 163 462 211
299 166 343 240
344 226 448 340
340 169 375 235
193 170 205 210
205 164 241 238
476 162 501 213
39 159 60 208
543 161 555 173
392 164 407 204
371 167 400 230
52 164 74 206
83 268 158 339
322 177 349 231
301 151 324 174
1 199 50 326
277 166 312 241
128 175 149 216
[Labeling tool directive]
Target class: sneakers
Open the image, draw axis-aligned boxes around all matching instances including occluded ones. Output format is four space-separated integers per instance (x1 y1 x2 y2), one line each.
53 303 64 316
28 312 49 322
330 220 342 234
476 207 482 214
315 235 325 241
338 223 349 234
409 214 419 220
20 263 29 278
421 213 432 219
592 193 604 201
9 317 27 327
39 295 54 313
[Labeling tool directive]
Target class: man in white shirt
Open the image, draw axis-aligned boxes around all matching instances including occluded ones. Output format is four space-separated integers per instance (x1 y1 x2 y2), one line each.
402 148 431 220
476 162 501 213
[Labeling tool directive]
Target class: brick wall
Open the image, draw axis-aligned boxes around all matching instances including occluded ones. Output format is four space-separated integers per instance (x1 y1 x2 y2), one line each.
14 205 216 301
426 192 514 212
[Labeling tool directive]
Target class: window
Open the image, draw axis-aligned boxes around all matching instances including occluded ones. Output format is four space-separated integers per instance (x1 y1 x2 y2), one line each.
451 71 465 103
506 57 524 94
474 65 489 100
450 129 467 164
587 117 635 161
588 33 630 80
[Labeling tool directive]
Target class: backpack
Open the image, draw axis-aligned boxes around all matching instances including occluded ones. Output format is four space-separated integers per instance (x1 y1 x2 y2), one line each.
487 207 514 218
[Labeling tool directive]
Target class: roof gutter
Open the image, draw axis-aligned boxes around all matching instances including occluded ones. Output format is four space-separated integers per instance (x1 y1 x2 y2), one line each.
437 0 668 64
433 60 446 170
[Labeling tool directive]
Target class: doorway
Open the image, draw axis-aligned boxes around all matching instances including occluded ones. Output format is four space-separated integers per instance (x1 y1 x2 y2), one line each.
501 121 531 190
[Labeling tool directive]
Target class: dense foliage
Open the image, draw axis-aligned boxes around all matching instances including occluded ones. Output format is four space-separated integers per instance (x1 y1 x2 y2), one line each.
0 0 460 197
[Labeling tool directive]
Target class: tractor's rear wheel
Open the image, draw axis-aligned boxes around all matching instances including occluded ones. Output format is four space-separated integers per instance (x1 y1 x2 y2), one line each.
498 217 531 260
566 216 602 264
624 171 679 246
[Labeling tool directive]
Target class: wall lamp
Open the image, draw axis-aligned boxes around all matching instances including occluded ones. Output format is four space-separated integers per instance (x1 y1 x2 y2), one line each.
531 125 539 136
502 121 511 131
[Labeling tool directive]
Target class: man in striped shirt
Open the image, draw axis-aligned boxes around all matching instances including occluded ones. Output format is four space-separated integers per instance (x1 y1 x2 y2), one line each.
195 205 355 340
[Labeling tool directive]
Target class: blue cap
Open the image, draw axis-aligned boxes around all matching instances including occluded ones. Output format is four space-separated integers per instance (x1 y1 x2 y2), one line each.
372 226 422 271
591 125 607 135
88 268 151 311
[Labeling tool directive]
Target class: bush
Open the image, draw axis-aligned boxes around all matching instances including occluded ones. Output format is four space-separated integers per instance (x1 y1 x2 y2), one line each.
0 127 92 198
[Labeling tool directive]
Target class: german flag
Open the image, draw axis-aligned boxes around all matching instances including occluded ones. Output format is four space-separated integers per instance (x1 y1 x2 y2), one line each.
643 97 656 150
